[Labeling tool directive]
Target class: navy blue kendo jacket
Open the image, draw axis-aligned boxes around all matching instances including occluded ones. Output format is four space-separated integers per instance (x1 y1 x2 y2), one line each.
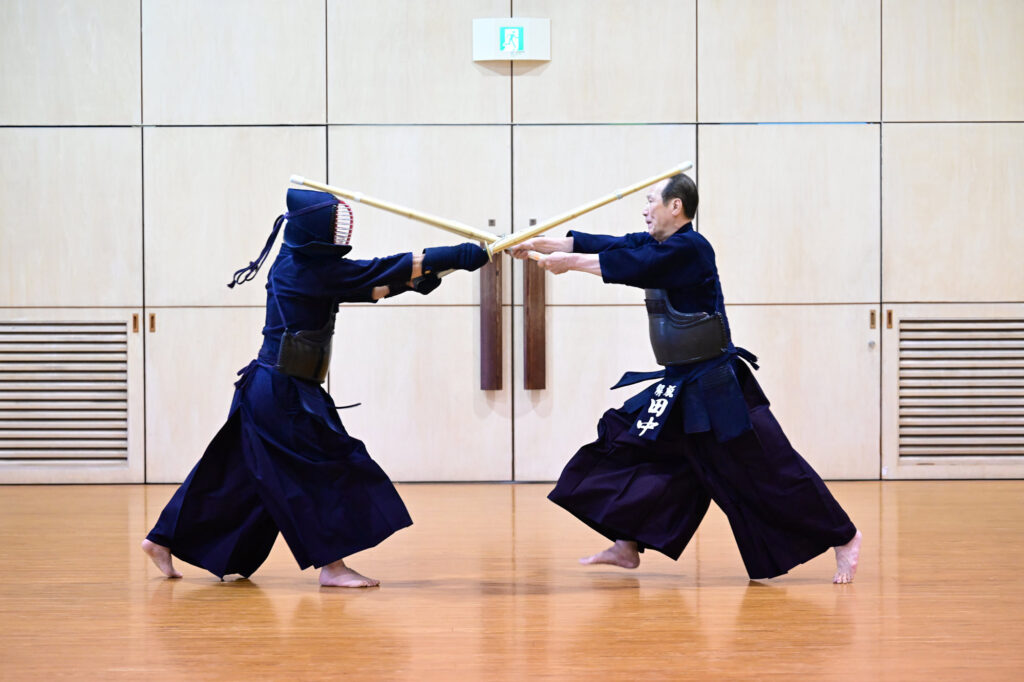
257 245 413 362
568 225 761 443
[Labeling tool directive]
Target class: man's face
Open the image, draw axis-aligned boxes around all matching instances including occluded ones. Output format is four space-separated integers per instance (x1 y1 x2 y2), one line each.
642 179 681 242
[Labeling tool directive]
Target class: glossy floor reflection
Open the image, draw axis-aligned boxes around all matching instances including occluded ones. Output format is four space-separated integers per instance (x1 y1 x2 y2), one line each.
1 482 1023 680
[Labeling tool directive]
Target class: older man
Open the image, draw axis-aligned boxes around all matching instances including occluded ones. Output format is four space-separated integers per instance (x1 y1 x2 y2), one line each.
512 173 861 583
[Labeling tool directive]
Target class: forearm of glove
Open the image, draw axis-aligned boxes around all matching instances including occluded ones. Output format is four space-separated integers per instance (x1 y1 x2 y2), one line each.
421 243 490 274
382 272 442 298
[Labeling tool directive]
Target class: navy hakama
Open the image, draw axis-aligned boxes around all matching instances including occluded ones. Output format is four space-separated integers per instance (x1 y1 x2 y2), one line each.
147 360 412 578
548 358 856 580
548 227 857 580
148 196 419 579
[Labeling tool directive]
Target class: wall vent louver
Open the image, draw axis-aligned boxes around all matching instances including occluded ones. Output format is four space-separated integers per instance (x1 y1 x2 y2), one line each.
898 318 1024 457
0 322 129 461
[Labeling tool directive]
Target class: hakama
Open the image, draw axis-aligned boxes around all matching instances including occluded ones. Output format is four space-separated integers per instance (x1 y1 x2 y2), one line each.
147 359 412 578
548 358 856 579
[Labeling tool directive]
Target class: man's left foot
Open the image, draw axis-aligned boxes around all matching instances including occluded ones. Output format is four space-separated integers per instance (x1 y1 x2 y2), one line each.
319 559 379 588
833 530 862 584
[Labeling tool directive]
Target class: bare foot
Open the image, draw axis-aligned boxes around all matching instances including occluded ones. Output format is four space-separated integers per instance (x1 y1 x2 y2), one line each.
579 540 640 569
319 559 380 588
141 539 182 578
833 530 862 584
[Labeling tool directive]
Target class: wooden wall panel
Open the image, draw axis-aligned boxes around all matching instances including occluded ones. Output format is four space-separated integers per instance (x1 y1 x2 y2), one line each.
699 124 880 304
143 127 326 307
328 0 510 123
0 0 140 125
332 305 512 481
512 0 696 123
882 123 1024 302
143 0 326 124
0 128 142 308
144 307 265 483
728 304 881 480
699 0 880 122
883 0 1024 121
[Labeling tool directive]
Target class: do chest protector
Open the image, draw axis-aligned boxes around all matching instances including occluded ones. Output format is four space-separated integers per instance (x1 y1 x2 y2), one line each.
275 315 335 384
269 276 335 384
645 288 728 366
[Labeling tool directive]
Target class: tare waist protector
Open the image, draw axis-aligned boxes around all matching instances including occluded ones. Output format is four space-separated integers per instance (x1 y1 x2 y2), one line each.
645 289 728 366
275 317 335 384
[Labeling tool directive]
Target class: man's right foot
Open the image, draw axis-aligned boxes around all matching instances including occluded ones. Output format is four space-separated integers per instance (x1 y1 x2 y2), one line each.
141 539 182 578
579 540 640 569
833 530 862 584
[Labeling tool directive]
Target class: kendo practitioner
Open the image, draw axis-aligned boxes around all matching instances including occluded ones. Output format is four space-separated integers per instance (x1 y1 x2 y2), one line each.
510 174 862 583
142 188 489 587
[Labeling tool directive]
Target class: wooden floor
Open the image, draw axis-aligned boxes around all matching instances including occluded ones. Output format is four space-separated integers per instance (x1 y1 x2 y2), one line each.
1 482 1023 680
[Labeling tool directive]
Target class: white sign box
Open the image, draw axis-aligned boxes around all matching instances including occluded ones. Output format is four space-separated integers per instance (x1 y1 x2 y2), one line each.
472 18 550 61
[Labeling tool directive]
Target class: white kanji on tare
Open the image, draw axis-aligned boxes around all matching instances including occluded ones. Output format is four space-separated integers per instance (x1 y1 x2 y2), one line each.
636 417 659 437
648 397 670 417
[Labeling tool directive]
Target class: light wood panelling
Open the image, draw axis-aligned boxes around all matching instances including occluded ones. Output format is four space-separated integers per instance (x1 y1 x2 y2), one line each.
511 0 696 123
881 303 1024 480
0 0 140 125
331 306 512 481
142 0 325 124
0 308 144 484
327 0 510 123
882 123 1024 302
143 127 326 307
144 307 265 483
0 128 142 308
883 0 1024 121
328 125 512 306
699 124 880 304
698 0 880 122
8 482 1024 679
512 124 696 305
727 304 881 480
513 304 659 481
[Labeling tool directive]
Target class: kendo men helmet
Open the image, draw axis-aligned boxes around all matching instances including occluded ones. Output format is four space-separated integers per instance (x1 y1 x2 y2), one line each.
282 188 354 256
228 188 355 288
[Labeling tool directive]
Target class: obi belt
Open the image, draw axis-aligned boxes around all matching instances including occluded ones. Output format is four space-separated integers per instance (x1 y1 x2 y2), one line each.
612 347 760 443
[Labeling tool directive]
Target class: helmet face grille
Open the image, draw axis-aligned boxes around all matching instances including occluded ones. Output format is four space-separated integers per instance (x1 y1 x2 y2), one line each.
333 200 354 246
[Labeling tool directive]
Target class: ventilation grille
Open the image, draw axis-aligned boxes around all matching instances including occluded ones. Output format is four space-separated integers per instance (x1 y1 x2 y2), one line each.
0 322 128 461
899 318 1024 458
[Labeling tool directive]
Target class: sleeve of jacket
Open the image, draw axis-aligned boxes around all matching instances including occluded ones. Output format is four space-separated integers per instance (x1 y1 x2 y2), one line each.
567 230 653 254
312 252 414 298
599 234 714 290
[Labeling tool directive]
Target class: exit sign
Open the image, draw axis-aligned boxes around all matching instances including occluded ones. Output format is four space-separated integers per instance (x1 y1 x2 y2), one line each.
473 18 550 61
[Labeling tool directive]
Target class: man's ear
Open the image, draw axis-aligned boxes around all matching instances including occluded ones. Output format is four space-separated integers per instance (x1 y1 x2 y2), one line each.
672 198 684 215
